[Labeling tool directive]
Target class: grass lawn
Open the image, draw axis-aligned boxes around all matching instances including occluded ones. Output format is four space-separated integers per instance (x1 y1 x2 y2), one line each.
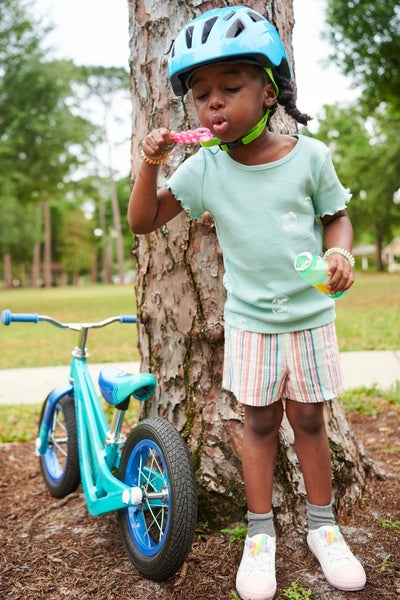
0 272 399 369
0 285 139 368
335 272 400 350
0 275 399 444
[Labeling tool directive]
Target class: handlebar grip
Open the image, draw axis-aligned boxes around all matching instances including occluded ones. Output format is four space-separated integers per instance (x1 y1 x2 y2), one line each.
119 315 137 324
1 309 39 326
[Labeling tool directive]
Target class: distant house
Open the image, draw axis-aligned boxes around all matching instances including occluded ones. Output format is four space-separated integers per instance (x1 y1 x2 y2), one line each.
383 237 400 273
352 244 376 271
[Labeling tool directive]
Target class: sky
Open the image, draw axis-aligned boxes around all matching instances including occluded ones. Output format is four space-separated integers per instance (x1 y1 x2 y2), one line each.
33 0 357 172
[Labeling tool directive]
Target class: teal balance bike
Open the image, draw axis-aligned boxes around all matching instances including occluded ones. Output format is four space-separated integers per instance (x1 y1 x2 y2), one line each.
1 309 198 581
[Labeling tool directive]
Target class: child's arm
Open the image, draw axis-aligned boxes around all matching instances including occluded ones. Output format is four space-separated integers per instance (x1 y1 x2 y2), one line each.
321 209 354 294
128 128 183 234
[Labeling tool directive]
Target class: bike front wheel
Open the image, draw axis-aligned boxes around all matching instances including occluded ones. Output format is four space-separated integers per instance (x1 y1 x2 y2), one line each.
118 418 197 581
38 394 80 498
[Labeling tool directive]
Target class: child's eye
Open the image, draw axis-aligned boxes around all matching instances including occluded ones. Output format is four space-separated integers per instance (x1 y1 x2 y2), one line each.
226 87 241 93
194 91 208 101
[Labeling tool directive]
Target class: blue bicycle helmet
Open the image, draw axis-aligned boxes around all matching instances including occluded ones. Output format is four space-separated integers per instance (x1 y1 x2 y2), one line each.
168 5 291 96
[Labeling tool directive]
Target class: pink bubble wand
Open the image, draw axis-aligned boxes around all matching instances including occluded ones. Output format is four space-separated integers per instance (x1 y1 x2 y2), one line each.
172 127 214 144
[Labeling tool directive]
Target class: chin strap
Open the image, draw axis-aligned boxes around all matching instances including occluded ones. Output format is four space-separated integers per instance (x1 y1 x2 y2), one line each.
200 67 279 152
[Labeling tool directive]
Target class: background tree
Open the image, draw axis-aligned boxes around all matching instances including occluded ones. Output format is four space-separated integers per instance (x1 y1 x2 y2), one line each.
306 103 400 269
0 1 95 287
74 65 131 284
58 207 96 285
325 0 400 108
129 0 373 528
323 0 400 269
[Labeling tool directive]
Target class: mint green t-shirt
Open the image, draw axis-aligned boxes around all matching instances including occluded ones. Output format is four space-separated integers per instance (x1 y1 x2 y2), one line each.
165 134 351 333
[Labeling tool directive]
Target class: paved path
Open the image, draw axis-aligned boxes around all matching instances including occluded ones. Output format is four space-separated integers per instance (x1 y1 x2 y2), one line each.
0 352 399 405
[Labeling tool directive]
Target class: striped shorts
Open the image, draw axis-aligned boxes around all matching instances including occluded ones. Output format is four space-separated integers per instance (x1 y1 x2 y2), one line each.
222 322 343 407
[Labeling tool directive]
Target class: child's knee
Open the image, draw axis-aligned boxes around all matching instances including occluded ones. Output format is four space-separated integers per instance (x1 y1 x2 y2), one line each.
286 401 326 437
244 402 283 436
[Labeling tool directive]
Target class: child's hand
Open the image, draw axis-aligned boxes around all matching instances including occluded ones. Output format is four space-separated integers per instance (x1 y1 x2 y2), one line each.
141 127 176 162
326 254 354 294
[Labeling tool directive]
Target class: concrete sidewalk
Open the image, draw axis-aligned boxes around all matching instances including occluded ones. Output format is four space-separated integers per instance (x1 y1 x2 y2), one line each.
0 352 399 405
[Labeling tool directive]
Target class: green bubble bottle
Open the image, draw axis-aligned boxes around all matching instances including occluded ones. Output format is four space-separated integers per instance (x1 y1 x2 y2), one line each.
294 252 347 299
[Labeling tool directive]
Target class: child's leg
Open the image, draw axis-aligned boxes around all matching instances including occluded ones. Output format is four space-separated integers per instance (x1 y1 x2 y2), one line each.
285 399 332 505
236 402 283 600
242 401 284 514
285 398 366 591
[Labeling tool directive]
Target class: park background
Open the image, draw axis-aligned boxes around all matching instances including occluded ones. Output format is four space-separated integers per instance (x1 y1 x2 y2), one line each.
1 0 399 289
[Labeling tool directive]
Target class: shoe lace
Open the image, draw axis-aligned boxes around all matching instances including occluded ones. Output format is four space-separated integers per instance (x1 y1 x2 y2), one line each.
318 527 353 563
243 538 274 575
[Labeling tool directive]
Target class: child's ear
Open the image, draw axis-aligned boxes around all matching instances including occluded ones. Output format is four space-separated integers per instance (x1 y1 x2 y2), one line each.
264 84 277 108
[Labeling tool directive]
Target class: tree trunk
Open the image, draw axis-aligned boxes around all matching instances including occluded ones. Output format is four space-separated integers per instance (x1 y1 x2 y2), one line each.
43 200 52 288
30 203 43 287
3 253 12 289
128 0 376 529
109 174 125 284
30 243 41 287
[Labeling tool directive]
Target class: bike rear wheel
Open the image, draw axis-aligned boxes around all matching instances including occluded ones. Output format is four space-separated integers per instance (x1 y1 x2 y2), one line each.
38 394 80 498
118 418 197 581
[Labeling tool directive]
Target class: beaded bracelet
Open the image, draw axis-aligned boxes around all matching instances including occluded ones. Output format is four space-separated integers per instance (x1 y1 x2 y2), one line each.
140 148 170 165
324 247 355 267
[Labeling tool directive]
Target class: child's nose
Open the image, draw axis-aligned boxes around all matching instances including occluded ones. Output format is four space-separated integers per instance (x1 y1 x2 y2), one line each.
208 90 224 109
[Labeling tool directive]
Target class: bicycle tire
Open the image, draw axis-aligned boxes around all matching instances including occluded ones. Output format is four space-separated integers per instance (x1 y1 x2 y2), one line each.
38 394 80 498
118 418 197 581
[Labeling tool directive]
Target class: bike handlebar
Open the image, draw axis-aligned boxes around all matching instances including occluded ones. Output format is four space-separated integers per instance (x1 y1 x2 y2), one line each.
1 310 39 325
1 309 137 330
119 315 137 324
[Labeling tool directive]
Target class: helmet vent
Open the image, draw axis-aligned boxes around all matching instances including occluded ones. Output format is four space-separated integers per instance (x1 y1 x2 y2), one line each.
226 18 246 38
185 26 194 49
201 17 218 43
223 10 235 21
247 10 265 22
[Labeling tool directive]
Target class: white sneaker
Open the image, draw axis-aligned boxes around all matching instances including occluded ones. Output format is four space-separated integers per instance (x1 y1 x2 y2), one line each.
236 534 276 600
307 525 366 591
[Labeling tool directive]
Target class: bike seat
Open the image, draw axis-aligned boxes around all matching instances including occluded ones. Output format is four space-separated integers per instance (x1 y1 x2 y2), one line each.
99 366 156 406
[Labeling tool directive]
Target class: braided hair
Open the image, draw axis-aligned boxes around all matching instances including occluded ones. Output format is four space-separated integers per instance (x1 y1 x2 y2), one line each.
272 70 311 126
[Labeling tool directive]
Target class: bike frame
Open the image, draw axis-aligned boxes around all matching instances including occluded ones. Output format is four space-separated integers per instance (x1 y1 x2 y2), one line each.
3 310 156 517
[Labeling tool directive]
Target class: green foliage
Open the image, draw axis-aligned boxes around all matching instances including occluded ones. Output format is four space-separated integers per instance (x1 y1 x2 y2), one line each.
0 5 94 202
0 399 139 443
325 0 400 108
379 519 400 531
58 208 96 278
0 3 132 284
304 103 400 259
380 554 393 571
0 402 41 442
283 582 313 599
0 197 40 260
339 382 400 416
221 524 247 543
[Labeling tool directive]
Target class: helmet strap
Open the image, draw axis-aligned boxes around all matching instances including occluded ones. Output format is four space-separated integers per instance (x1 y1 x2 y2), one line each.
200 68 278 152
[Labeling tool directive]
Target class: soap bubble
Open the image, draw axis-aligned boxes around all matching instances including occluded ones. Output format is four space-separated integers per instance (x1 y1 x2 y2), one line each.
167 145 185 168
272 295 291 314
280 211 298 232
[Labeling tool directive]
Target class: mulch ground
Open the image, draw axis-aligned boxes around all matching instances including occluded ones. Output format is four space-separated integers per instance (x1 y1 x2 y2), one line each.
1 407 399 600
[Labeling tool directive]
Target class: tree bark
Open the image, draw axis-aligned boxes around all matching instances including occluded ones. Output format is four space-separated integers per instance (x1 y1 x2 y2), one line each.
43 200 52 288
3 253 12 289
30 204 42 287
128 0 375 528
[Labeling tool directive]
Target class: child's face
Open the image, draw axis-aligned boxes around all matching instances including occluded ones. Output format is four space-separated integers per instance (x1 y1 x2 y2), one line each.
190 62 276 143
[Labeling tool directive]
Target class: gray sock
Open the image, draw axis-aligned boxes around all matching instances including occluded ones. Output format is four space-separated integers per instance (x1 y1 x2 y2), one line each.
247 510 276 538
307 501 335 530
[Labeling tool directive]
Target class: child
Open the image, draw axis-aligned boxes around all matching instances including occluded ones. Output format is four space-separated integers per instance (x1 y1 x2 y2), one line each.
128 6 366 600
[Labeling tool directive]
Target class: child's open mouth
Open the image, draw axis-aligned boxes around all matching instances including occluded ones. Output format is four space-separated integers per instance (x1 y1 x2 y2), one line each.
212 116 228 136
